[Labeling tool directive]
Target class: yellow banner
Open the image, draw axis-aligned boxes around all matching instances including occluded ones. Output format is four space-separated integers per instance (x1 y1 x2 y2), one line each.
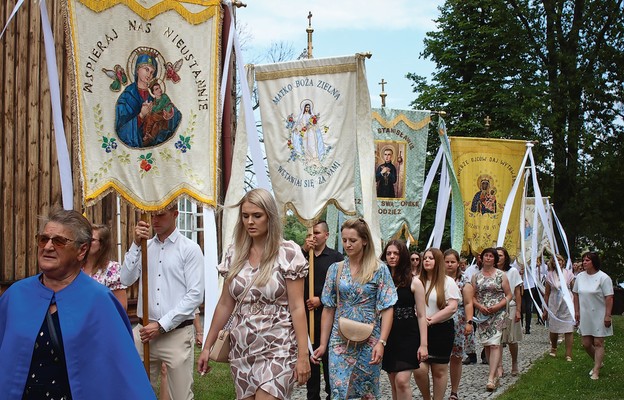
450 137 526 257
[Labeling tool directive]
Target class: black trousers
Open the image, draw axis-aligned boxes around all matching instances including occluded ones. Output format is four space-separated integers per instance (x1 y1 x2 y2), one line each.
522 287 542 332
307 310 330 400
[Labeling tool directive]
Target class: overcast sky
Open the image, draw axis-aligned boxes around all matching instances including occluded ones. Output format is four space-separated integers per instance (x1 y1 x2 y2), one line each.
236 1 443 110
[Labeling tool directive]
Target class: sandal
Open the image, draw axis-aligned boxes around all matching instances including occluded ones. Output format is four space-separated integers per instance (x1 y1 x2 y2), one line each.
449 392 459 400
566 356 573 362
486 380 496 391
511 367 519 376
549 348 557 357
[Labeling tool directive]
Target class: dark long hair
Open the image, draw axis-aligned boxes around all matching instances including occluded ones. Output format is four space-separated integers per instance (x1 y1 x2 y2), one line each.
495 247 511 271
380 239 412 288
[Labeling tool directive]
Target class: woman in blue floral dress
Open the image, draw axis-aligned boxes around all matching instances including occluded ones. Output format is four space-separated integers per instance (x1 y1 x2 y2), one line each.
313 218 397 399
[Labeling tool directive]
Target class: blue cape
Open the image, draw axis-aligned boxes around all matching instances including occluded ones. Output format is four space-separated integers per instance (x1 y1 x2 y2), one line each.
0 272 155 399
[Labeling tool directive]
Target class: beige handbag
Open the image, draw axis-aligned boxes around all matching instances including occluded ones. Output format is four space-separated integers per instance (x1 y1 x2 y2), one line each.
209 272 260 363
335 262 375 346
209 329 231 362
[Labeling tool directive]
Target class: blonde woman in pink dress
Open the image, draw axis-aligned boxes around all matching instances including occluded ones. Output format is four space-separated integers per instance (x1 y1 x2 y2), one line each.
198 189 311 399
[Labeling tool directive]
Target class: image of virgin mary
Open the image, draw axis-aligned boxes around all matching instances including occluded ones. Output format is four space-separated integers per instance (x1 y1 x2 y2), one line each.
115 49 182 148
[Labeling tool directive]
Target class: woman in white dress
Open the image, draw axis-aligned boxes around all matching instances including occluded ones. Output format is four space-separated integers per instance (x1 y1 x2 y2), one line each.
573 252 613 380
543 254 575 361
496 247 523 377
413 248 460 400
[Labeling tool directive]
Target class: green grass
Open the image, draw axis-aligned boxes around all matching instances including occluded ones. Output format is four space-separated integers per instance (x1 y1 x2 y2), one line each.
498 315 623 400
192 351 235 400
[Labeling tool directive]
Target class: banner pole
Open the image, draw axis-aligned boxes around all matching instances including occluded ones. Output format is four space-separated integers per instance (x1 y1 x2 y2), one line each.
141 213 150 377
307 227 315 344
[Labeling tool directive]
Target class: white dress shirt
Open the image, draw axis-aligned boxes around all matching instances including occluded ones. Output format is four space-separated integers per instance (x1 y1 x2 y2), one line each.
121 228 204 332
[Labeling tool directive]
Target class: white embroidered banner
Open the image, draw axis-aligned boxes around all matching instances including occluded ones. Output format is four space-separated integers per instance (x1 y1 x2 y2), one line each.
66 0 221 210
255 55 371 222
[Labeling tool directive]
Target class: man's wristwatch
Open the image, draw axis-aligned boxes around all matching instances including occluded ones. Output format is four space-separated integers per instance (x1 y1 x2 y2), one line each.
158 323 166 334
378 339 387 347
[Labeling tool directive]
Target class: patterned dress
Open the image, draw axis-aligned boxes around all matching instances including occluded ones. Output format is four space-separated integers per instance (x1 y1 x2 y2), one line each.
451 274 469 358
218 241 308 400
85 261 127 291
321 259 397 399
473 269 506 346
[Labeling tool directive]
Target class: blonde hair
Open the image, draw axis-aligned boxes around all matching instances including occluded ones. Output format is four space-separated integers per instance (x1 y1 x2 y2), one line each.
226 189 282 287
91 224 113 273
341 218 379 284
548 254 565 271
420 248 447 310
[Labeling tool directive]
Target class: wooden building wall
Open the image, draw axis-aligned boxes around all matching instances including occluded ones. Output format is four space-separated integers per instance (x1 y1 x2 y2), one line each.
0 1 145 303
0 2 233 309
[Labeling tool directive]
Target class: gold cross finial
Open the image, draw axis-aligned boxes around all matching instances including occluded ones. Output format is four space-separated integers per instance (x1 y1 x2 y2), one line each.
484 115 492 127
379 79 387 93
379 79 388 108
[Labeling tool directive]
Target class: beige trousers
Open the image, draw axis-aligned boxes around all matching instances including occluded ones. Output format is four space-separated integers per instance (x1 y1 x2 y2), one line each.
134 324 195 400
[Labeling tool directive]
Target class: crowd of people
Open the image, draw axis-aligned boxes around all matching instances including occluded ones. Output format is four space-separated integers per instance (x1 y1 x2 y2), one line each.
0 193 616 399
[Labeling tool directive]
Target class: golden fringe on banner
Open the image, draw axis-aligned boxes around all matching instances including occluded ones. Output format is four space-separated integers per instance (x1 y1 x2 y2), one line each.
78 0 220 24
255 63 357 81
372 111 430 131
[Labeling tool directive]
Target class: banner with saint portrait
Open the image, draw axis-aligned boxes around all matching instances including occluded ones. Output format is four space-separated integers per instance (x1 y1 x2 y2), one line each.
450 137 526 257
65 0 221 210
367 108 429 241
255 55 374 223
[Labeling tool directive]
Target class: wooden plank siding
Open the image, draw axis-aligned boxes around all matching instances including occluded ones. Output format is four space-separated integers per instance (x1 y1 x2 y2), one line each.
0 2 141 311
0 1 234 328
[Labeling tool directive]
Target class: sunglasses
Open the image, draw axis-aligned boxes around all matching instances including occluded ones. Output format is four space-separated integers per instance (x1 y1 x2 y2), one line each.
411 257 420 261
36 234 76 249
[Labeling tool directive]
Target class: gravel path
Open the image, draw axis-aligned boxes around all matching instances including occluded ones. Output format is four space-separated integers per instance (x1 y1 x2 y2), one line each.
291 323 550 399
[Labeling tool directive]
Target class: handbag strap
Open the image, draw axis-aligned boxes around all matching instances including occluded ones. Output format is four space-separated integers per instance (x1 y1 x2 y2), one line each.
335 261 378 320
224 267 261 329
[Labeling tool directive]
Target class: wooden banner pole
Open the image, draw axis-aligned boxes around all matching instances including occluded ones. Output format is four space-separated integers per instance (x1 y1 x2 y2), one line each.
141 213 150 377
307 227 315 344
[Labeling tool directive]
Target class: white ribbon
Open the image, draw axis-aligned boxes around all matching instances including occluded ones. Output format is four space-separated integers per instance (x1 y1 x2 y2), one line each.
427 152 451 249
202 208 219 349
0 0 24 40
221 1 271 190
496 143 530 246
41 0 73 209
421 146 443 208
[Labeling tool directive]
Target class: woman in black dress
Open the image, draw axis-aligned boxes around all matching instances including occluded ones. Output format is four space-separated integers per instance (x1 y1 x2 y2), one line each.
381 240 428 400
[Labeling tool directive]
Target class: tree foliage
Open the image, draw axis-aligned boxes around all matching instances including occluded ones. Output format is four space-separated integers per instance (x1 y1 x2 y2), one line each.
409 0 624 279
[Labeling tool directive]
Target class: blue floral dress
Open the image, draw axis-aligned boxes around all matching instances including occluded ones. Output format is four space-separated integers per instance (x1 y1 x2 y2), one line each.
321 259 397 399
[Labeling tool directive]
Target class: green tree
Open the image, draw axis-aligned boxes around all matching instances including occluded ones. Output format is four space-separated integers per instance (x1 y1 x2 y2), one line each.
409 0 624 262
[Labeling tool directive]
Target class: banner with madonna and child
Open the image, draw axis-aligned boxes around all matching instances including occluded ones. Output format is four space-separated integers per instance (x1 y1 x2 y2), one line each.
65 0 221 210
450 137 526 257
